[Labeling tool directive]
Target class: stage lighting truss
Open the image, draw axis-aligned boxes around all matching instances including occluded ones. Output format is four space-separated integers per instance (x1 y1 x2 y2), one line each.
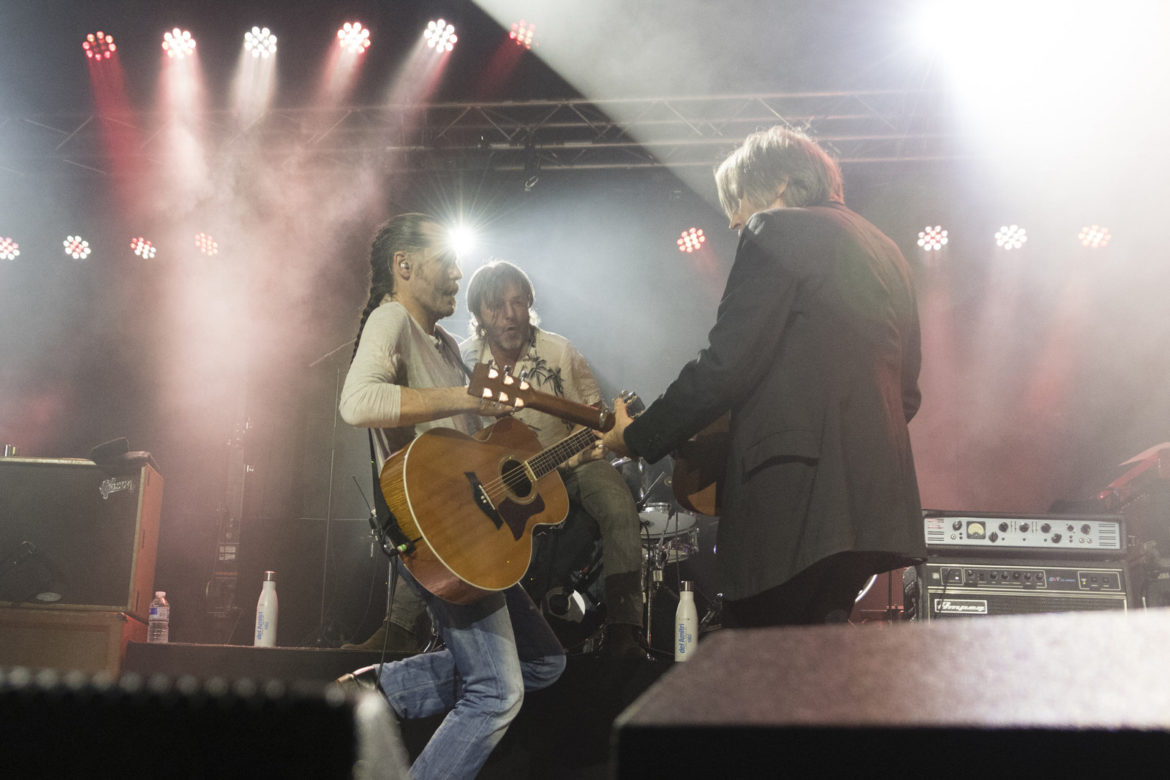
194 232 219 256
8 90 962 176
82 31 117 61
995 225 1028 251
0 237 19 261
425 19 458 52
338 22 371 55
244 27 277 59
677 227 706 253
1078 225 1111 249
130 237 156 259
163 28 197 59
509 21 536 49
63 235 91 260
917 225 948 251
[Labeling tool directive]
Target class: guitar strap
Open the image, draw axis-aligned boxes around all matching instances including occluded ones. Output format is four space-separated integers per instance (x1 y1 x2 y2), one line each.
367 431 416 557
366 332 476 558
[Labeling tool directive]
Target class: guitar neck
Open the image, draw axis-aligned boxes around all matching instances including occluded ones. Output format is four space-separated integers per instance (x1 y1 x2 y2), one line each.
526 427 597 480
522 394 614 432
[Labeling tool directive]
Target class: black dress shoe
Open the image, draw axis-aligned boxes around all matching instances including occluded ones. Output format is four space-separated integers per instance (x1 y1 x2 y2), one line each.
600 623 651 659
334 666 380 693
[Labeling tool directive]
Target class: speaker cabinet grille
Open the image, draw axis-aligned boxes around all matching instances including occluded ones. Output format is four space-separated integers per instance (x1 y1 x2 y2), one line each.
0 458 162 619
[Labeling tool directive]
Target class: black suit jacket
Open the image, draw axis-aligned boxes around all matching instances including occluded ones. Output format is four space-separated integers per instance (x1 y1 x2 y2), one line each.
626 203 925 599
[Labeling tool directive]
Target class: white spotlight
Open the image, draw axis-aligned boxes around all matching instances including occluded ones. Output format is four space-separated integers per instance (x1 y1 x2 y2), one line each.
425 19 458 52
244 26 277 58
449 225 477 258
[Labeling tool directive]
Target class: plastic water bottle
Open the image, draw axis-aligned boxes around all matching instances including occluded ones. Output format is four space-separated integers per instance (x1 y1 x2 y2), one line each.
674 581 697 662
147 591 170 644
254 571 278 647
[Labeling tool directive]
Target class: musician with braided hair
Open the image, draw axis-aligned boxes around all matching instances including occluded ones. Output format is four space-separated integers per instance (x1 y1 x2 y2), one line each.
335 213 566 780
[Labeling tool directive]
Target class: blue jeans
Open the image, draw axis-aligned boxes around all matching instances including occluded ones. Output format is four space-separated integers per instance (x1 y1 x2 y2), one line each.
359 566 566 780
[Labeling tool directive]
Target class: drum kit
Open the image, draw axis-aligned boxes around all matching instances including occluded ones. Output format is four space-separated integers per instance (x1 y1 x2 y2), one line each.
524 455 720 656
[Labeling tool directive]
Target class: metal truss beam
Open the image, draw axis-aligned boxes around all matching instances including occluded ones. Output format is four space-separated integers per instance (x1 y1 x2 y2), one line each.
0 90 959 179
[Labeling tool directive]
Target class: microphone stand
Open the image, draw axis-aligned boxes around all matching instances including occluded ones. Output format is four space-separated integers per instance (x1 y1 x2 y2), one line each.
308 339 353 647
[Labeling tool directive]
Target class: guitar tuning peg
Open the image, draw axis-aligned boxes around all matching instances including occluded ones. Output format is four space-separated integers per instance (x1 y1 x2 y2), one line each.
519 380 530 391
487 366 499 379
481 389 494 399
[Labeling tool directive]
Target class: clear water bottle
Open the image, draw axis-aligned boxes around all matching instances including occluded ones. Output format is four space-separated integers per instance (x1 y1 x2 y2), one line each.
674 581 697 662
147 591 170 644
254 571 278 647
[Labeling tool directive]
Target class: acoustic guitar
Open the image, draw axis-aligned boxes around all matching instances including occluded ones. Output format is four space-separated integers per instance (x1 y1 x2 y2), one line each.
671 413 729 517
378 363 620 604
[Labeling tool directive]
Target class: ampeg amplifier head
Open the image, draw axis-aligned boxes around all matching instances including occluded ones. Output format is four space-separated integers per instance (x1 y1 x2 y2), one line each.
923 510 1124 558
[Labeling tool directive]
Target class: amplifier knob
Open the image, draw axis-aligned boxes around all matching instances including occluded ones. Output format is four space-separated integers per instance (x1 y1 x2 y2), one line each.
998 522 1009 533
1040 523 1051 534
1051 533 1062 543
1019 522 1030 533
988 532 999 542
1081 523 1092 536
953 520 962 531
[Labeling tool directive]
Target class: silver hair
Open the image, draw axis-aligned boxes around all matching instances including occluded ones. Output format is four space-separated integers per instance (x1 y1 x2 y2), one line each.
715 126 844 219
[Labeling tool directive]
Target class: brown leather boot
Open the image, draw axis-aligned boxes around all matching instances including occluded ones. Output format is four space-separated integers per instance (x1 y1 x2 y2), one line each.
341 619 424 653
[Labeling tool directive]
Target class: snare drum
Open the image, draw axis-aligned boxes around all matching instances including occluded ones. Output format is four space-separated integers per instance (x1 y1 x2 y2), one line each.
638 502 697 538
643 527 701 565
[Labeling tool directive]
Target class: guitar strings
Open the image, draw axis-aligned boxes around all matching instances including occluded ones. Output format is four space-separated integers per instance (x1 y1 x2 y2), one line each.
477 429 594 498
476 428 598 500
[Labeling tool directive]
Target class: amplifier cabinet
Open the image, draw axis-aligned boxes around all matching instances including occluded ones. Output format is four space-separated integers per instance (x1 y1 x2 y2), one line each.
0 458 162 620
906 558 1129 620
0 607 146 675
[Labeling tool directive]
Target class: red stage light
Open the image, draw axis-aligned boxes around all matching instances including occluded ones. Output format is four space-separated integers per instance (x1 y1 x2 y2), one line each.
509 21 536 49
338 22 371 55
677 227 706 253
194 233 219 256
995 224 1027 250
244 26 278 58
63 235 91 260
0 237 19 261
917 225 949 251
425 19 458 52
130 237 157 259
1078 225 1111 249
162 28 196 59
82 31 117 61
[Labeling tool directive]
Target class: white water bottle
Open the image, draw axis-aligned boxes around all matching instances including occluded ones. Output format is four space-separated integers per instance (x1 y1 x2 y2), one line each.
147 591 170 644
254 571 278 647
674 581 697 662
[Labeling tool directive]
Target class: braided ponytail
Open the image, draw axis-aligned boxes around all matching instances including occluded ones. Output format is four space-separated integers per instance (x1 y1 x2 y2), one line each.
350 213 436 363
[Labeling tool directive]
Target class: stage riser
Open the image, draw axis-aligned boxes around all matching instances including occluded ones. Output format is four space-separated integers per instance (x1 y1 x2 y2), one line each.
614 609 1170 776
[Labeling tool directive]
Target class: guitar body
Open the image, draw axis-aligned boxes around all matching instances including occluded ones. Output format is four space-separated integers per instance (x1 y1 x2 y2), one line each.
380 416 570 604
672 413 729 517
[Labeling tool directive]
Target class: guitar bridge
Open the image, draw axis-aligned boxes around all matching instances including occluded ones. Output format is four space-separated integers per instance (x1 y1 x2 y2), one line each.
465 472 504 530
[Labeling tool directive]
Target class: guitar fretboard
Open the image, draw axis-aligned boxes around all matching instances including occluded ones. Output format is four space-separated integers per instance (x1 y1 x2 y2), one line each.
527 427 597 479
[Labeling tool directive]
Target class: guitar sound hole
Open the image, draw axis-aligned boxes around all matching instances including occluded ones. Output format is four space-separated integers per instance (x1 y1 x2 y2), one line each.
500 459 533 498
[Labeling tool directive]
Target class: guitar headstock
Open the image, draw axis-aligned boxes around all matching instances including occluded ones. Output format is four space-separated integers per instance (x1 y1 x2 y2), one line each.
469 362 534 410
618 390 645 417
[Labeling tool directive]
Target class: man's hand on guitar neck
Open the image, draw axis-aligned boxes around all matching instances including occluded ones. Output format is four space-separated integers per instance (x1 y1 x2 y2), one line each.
598 396 635 458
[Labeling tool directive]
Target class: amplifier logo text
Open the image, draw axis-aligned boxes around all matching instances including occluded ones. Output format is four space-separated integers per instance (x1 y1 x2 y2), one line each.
99 477 136 500
934 598 988 615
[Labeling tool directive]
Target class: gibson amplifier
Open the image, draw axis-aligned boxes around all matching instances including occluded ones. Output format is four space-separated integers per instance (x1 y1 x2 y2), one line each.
923 510 1125 557
0 457 162 620
906 559 1129 620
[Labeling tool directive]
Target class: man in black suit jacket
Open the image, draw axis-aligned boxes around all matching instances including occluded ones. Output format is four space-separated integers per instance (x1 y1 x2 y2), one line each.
602 126 926 627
